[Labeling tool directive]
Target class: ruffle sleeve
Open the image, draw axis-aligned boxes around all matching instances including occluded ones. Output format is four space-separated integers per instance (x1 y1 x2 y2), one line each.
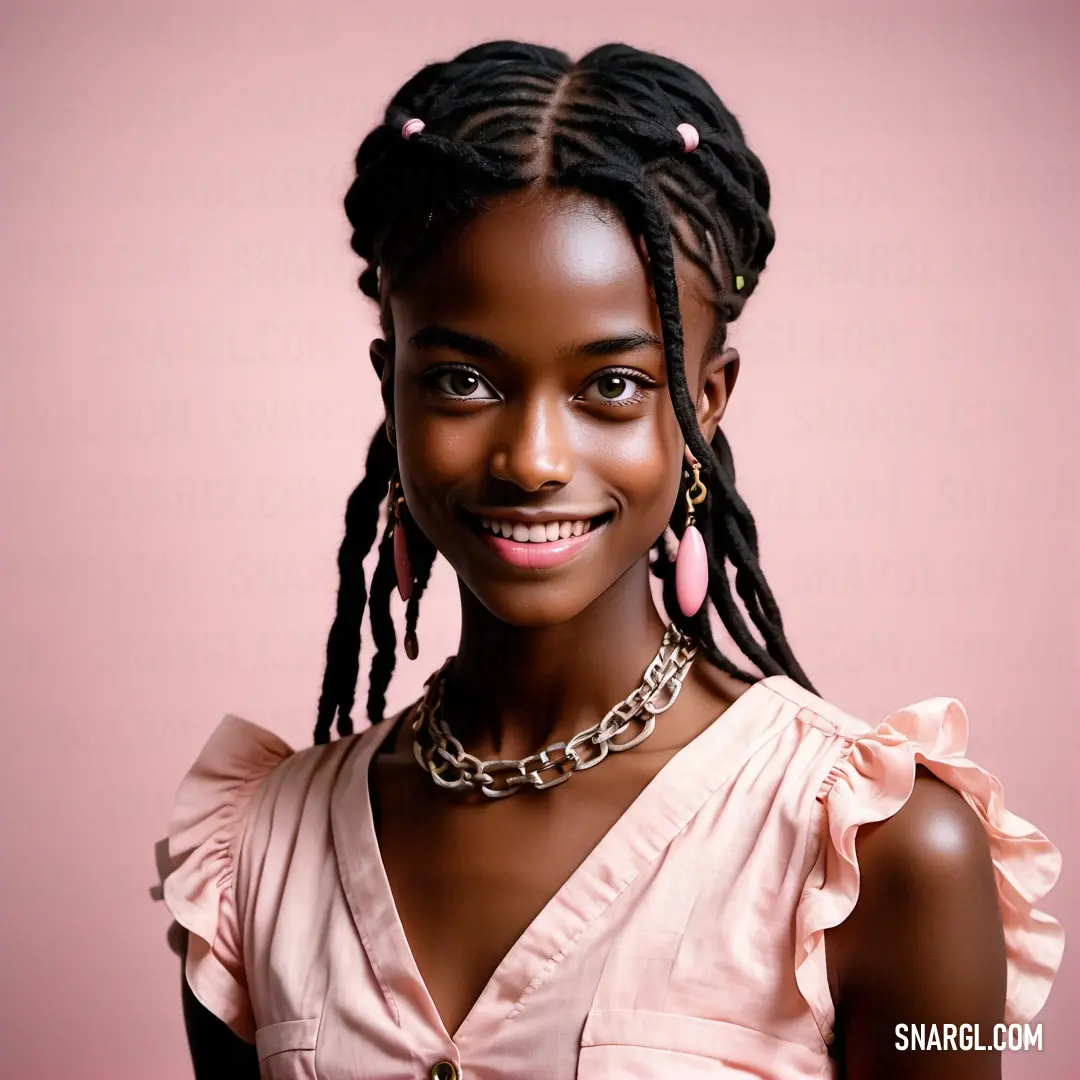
794 696 1064 1040
152 713 294 1043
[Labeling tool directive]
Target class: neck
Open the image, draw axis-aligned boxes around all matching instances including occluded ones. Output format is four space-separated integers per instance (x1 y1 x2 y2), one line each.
445 557 672 759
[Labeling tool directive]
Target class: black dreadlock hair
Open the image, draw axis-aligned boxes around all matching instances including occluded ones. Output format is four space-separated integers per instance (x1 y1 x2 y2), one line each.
314 40 816 745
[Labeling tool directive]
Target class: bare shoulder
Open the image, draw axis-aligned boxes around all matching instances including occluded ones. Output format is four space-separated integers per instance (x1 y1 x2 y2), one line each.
827 765 1002 957
825 766 1006 1078
854 766 996 893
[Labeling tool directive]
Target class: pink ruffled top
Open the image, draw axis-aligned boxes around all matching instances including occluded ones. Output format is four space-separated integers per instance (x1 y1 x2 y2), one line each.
154 675 1063 1078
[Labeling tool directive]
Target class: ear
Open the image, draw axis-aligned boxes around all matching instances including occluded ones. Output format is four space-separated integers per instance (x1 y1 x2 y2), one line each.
696 346 739 445
369 338 396 446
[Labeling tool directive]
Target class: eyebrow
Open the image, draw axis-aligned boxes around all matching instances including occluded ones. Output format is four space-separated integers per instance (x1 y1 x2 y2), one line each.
407 325 664 362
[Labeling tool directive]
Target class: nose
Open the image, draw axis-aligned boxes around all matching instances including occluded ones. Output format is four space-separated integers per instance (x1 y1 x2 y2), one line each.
488 392 574 492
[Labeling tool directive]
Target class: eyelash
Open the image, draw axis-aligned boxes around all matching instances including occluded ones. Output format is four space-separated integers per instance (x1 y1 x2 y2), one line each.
588 366 653 407
423 364 495 401
423 363 657 406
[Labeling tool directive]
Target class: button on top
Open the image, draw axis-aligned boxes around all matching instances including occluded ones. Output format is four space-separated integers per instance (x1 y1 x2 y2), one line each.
430 1061 459 1080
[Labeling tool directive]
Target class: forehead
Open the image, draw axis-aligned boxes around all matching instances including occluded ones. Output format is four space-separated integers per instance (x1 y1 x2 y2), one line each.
387 188 713 350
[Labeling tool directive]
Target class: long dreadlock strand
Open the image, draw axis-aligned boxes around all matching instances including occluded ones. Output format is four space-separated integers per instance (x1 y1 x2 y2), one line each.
314 424 397 744
365 525 399 727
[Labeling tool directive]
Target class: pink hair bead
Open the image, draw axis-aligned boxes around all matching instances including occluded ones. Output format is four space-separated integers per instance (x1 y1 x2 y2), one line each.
401 117 425 139
676 122 700 153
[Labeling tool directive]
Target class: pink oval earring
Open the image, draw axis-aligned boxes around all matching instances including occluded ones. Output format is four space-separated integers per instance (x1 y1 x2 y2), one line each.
675 451 709 617
387 475 413 602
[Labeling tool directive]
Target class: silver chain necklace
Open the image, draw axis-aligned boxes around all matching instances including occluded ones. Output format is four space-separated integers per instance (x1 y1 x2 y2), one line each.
411 623 698 798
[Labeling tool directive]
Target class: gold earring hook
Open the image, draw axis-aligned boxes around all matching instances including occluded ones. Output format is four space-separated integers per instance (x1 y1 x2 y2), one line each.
387 475 405 521
683 454 707 528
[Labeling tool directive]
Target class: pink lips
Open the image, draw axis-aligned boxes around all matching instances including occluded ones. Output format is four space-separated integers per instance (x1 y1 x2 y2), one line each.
478 522 607 569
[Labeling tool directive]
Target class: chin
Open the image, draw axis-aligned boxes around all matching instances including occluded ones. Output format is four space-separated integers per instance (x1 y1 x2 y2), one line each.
462 578 605 630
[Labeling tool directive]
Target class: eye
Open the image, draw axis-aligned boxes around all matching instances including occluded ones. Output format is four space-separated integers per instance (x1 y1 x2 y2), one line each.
426 365 499 401
578 369 651 406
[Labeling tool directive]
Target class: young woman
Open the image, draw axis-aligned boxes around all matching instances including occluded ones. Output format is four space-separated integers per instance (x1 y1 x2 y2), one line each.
155 41 1063 1080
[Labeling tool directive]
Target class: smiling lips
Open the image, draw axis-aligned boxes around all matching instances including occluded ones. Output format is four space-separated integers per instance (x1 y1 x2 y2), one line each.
471 514 608 569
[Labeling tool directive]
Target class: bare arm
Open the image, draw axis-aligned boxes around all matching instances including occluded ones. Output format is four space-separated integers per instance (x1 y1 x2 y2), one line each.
825 766 1007 1079
175 925 261 1080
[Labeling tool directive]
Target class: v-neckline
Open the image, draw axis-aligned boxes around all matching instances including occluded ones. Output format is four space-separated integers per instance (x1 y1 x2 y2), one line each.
330 674 795 1048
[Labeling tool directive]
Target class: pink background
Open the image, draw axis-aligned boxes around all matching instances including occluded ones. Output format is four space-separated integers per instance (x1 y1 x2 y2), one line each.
1 1 1075 1076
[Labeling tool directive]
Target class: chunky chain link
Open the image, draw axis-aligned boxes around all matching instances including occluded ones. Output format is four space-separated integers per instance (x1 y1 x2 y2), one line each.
411 624 698 798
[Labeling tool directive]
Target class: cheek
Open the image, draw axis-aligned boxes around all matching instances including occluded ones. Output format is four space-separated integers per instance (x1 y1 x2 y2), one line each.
599 411 684 522
392 382 496 527
397 420 482 508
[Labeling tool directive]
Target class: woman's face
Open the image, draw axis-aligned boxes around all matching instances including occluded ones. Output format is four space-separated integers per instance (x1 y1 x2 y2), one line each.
375 187 737 628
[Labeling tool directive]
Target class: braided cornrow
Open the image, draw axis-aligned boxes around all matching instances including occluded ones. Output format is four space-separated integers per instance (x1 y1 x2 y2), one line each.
315 40 815 743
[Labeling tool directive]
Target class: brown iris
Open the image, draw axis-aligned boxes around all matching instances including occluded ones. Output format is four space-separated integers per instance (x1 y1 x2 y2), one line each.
595 373 626 399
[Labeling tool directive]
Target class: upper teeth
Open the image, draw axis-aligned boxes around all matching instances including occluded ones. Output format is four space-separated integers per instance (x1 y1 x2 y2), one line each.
480 518 592 542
